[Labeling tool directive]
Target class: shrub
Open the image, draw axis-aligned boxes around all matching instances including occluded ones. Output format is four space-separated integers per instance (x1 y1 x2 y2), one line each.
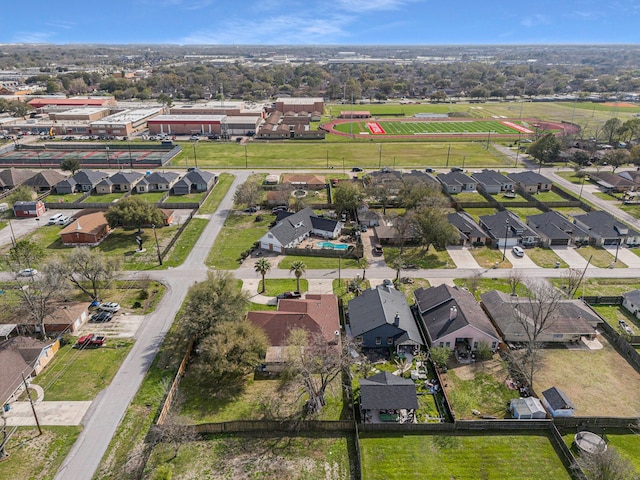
132 301 143 309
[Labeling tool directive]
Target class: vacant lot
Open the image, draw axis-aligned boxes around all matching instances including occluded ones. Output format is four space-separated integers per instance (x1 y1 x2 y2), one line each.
550 277 640 297
145 434 351 480
469 246 512 269
206 212 272 269
534 335 640 417
384 246 454 269
360 433 570 480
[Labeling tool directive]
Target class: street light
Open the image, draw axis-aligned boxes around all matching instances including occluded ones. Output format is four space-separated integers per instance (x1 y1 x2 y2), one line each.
578 175 586 202
502 219 510 261
105 144 110 168
378 144 382 168
244 144 248 169
127 141 134 169
614 237 621 265
515 133 521 167
192 141 198 169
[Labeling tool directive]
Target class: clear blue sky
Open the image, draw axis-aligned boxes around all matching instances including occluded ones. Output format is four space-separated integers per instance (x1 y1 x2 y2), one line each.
2 0 639 45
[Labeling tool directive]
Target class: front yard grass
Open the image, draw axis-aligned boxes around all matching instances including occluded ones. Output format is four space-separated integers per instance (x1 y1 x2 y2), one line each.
468 246 512 269
206 212 272 269
550 277 640 297
198 172 234 214
0 426 82 480
384 246 454 269
396 278 431 303
534 335 640 417
278 255 360 270
453 277 530 300
161 217 208 268
526 246 568 268
144 434 351 480
620 203 640 220
360 433 571 480
574 245 627 268
333 278 372 303
257 278 309 296
34 340 134 401
505 206 545 221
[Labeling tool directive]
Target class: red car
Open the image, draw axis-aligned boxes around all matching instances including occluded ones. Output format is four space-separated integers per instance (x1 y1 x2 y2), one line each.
76 334 94 346
76 334 106 347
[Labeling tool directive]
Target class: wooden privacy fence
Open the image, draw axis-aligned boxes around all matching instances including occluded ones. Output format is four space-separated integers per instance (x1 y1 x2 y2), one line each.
195 420 354 434
156 338 194 425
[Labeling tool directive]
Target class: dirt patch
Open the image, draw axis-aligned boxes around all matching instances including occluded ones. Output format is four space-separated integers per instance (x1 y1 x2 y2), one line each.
602 102 638 108
448 356 508 381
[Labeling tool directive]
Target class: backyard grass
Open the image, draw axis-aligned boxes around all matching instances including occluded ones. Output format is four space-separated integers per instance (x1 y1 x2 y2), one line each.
442 356 518 419
591 305 640 334
34 340 134 400
534 335 640 417
451 191 489 203
206 212 272 269
462 207 497 222
45 192 84 203
505 206 545 221
562 432 640 474
384 246 454 269
81 192 125 203
278 255 360 270
552 206 590 217
550 277 640 297
144 434 351 480
257 278 309 296
534 190 569 202
526 246 569 268
0 427 82 480
493 192 526 203
574 245 627 268
469 246 512 269
131 191 167 202
453 278 530 300
166 191 207 203
360 433 571 480
198 172 234 214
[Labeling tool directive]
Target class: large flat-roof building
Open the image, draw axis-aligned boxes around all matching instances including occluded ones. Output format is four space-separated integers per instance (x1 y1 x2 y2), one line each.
89 107 163 136
49 107 112 122
170 101 266 117
147 114 261 136
27 96 117 110
275 97 324 114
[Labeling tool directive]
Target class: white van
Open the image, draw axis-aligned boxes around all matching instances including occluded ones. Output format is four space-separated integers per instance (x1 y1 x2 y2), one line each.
47 213 63 225
57 215 71 226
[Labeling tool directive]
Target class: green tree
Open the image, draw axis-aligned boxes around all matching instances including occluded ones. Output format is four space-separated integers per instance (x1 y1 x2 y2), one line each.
527 133 561 168
60 157 81 175
104 196 165 232
6 239 44 271
254 258 271 293
602 117 622 145
630 145 640 166
289 260 306 292
429 346 452 370
58 247 121 301
412 207 459 251
333 182 364 219
574 446 636 480
602 149 629 173
7 185 34 206
181 271 248 342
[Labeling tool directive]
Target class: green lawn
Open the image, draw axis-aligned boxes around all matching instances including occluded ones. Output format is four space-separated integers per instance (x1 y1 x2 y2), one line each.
161 217 208 268
451 191 489 203
574 245 627 268
505 206 545 221
384 246 454 269
166 191 207 203
34 340 134 400
198 172 234 214
551 277 640 297
620 203 640 220
591 305 640 333
360 433 571 480
82 192 126 203
206 212 272 269
453 278 530 300
526 246 568 268
593 191 619 201
278 255 360 270
45 192 84 204
131 191 167 202
395 278 431 304
469 246 512 269
144 434 350 480
534 190 568 202
0 427 82 480
494 192 526 203
257 278 309 296
562 432 640 474
462 207 498 222
555 171 585 185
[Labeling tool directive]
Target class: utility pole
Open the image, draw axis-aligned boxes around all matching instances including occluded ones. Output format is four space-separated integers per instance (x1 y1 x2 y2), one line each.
192 141 198 169
22 373 42 435
446 144 451 168
152 224 163 266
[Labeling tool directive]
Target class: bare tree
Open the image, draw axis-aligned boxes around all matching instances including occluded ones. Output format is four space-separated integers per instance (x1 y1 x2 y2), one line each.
508 270 523 296
149 405 198 461
52 247 121 301
574 447 636 480
563 268 583 297
466 272 483 297
233 178 262 207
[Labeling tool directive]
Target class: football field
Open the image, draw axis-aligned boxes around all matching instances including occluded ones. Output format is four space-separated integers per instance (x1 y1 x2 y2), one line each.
377 119 528 135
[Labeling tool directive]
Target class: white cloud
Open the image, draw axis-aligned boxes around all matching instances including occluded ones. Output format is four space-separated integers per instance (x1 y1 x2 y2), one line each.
334 0 421 13
45 21 75 30
520 14 552 28
570 10 602 20
11 31 55 43
136 0 213 10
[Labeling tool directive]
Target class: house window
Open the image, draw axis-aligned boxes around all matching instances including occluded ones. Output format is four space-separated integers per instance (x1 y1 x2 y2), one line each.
354 336 363 343
473 342 478 350
439 342 444 347
491 342 497 350
553 334 563 339
387 337 393 345
375 337 381 345
445 342 450 348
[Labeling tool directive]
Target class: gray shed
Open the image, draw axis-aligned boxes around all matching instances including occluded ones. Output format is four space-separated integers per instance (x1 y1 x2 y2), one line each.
510 397 546 419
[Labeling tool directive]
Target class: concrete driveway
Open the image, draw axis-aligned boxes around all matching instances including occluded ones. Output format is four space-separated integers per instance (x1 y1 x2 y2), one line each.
446 246 480 268
551 246 595 269
602 245 640 268
6 401 91 426
506 249 539 268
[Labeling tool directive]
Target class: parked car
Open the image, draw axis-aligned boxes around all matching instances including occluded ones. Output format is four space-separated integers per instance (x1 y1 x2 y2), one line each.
512 246 525 257
361 224 368 232
277 291 302 299
76 334 94 346
450 167 464 172
190 134 200 141
91 311 114 323
271 206 288 214
244 206 259 213
98 302 121 312
17 268 37 277
373 244 383 255
47 213 64 225
351 167 363 172
76 334 106 347
425 167 434 173
208 134 220 140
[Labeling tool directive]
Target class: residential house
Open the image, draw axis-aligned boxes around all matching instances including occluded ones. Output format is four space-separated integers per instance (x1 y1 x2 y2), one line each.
0 167 35 190
0 337 59 404
258 207 342 253
282 173 326 190
447 212 490 246
471 169 514 194
13 200 45 218
480 290 600 344
414 284 501 357
60 211 111 246
135 171 180 193
95 177 114 194
622 290 640 320
542 387 575 417
573 211 640 246
248 294 340 373
437 171 478 194
358 209 383 227
359 372 418 423
589 171 636 193
527 211 590 247
24 170 67 192
348 284 424 353
106 171 144 193
479 210 539 248
508 171 553 193
510 397 547 419
366 169 438 193
55 169 109 194
172 169 217 195
374 222 419 246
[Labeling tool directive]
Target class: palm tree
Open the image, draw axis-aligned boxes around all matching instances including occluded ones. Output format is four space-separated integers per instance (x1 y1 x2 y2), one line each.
289 260 306 293
358 257 369 280
254 258 271 293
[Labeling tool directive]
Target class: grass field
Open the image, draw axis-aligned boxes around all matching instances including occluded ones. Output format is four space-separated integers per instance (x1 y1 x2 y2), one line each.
198 172 234 214
526 246 569 268
551 277 640 297
360 433 570 480
384 246 454 269
257 278 309 296
278 255 360 270
453 278 530 300
335 119 526 136
469 246 513 269
206 212 271 269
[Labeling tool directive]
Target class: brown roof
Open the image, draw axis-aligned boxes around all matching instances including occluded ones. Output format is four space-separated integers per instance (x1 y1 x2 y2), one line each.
247 294 339 346
282 173 326 185
43 302 90 326
0 168 35 188
0 336 51 402
24 170 67 189
60 211 108 236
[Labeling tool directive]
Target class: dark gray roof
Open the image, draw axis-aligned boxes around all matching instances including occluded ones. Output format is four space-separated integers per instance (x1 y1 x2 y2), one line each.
623 289 640 305
471 169 512 187
448 212 488 240
573 211 640 238
480 290 600 340
184 169 215 185
97 177 113 187
55 177 77 189
414 284 499 343
348 285 423 345
507 171 552 186
437 171 477 186
73 169 109 185
542 386 574 410
479 210 538 241
359 371 418 410
268 207 340 247
24 170 67 188
109 171 144 185
527 211 589 241
138 171 179 185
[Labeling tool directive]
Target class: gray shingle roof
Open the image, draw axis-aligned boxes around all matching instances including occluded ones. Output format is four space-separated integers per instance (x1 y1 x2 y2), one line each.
507 171 552 186
471 169 512 187
542 386 574 410
138 171 179 186
573 211 640 238
348 285 424 345
72 169 109 185
623 289 640 306
437 171 477 187
527 211 589 242
267 207 340 247
359 371 419 410
108 171 144 185
479 210 538 241
448 212 488 240
184 169 215 185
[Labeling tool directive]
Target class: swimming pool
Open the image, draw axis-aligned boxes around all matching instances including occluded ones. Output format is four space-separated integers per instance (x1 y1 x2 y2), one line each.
317 241 350 250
